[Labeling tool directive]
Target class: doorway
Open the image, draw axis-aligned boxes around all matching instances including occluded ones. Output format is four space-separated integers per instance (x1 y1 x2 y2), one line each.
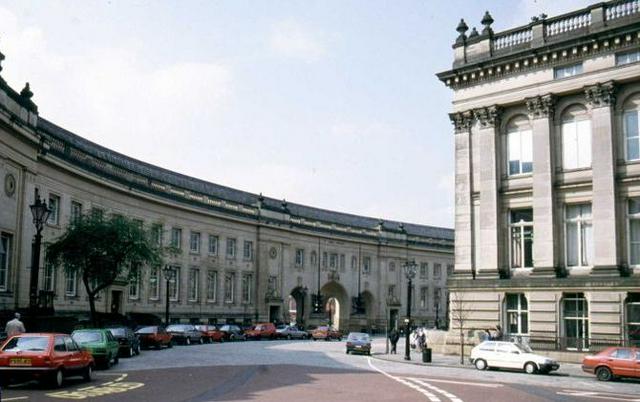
269 305 281 324
389 309 399 331
111 290 123 314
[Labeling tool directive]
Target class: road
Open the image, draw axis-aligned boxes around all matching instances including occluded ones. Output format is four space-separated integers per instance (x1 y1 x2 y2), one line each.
2 337 640 401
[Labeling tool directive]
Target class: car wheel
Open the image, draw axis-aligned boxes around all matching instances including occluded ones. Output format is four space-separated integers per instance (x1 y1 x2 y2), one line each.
48 368 64 388
114 355 119 365
287 335 292 340
135 344 141 355
524 362 538 374
474 359 487 371
596 366 613 381
128 347 134 357
186 337 191 345
83 365 93 382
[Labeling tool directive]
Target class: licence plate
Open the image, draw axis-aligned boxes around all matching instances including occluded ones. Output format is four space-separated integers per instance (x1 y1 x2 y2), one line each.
356 345 362 349
10 358 32 367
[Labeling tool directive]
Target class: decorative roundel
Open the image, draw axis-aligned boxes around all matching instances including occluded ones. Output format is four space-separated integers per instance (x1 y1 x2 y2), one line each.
4 173 16 197
269 247 278 259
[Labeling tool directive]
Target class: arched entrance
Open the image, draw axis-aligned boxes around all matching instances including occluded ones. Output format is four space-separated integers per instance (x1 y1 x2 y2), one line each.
320 281 349 330
289 287 308 326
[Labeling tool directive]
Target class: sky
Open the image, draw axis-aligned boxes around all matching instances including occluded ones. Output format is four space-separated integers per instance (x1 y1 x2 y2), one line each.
0 0 593 228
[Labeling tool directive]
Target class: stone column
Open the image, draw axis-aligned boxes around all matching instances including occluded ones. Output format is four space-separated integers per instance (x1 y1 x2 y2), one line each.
586 81 620 276
474 106 502 278
450 111 475 279
526 95 557 277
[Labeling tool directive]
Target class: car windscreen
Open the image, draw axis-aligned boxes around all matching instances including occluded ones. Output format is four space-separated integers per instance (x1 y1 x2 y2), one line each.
73 332 103 343
348 333 369 341
166 325 186 332
135 326 157 334
108 328 126 336
2 336 49 352
514 343 533 353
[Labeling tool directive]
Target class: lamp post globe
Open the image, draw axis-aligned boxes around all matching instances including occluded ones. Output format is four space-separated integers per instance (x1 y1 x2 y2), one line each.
28 190 52 311
402 260 417 361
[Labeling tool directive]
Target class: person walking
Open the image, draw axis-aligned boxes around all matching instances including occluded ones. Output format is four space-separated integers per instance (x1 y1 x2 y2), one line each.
389 328 400 354
5 312 25 337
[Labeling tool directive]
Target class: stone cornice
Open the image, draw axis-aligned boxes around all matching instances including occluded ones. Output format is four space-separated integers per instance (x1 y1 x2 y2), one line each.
473 105 501 128
526 94 556 119
585 81 616 108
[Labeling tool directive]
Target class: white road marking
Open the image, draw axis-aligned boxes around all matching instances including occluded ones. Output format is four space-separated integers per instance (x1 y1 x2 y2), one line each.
557 389 640 401
1 397 29 401
405 376 503 389
367 357 462 402
406 378 464 402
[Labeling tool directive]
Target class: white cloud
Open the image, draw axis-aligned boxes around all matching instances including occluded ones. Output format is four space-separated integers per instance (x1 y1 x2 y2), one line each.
269 19 327 62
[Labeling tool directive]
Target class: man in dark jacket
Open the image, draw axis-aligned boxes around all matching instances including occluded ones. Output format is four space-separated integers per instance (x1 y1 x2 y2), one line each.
389 328 400 354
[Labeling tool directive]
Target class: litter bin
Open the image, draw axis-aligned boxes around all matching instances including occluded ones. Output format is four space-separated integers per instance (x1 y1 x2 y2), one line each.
422 348 432 363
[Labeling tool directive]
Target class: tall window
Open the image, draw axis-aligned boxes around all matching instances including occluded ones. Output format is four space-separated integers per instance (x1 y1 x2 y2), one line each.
224 272 235 303
626 294 640 346
310 251 317 266
91 207 104 220
226 238 236 258
48 194 60 225
506 117 532 175
151 224 163 247
363 257 371 274
171 228 182 249
241 273 252 304
70 201 83 224
65 270 77 296
420 287 428 309
0 234 11 291
188 268 199 301
206 271 217 302
628 199 640 265
434 263 442 278
446 264 454 276
243 241 253 260
190 232 201 253
510 209 533 269
329 253 337 269
351 256 357 270
563 293 589 350
128 269 139 300
208 235 218 255
419 263 428 279
505 294 529 335
340 254 345 272
388 285 395 299
565 204 593 268
149 266 160 300
389 261 396 272
322 252 328 268
295 249 304 267
561 106 591 170
43 262 55 292
623 96 640 161
168 267 180 301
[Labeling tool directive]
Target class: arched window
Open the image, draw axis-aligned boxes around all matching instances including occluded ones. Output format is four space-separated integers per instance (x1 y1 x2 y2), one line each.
506 116 532 176
623 94 640 161
561 105 591 170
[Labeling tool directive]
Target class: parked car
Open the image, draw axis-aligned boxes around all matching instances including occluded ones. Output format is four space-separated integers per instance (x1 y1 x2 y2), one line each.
582 347 640 381
107 327 141 357
72 329 120 369
0 333 94 388
245 323 277 340
346 332 371 355
276 325 309 340
470 341 559 374
195 325 224 343
165 324 203 345
136 326 173 349
311 326 342 341
219 324 246 341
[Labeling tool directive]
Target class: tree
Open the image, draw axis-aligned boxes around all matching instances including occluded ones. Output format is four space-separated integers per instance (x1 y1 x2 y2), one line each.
449 291 471 365
46 213 164 326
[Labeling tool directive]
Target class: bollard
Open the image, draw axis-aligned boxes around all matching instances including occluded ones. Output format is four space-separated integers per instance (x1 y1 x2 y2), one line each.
422 348 432 363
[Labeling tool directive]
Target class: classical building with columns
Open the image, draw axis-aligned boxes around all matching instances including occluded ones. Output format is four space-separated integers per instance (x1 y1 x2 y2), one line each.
439 1 640 351
0 45 453 331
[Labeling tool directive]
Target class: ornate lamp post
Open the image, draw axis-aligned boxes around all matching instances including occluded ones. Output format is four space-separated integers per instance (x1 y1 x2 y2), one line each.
162 265 175 326
29 190 51 311
402 259 417 361
300 286 308 327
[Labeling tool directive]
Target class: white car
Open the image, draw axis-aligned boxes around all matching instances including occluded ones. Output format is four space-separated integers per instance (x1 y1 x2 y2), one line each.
470 341 559 374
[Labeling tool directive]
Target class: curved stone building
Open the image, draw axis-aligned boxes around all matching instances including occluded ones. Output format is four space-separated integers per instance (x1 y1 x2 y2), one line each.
0 49 453 331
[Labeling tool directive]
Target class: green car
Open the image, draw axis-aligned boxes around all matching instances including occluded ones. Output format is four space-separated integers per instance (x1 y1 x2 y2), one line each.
72 329 120 368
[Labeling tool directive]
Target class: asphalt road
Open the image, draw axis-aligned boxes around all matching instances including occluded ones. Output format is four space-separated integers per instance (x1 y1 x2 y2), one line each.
2 338 640 402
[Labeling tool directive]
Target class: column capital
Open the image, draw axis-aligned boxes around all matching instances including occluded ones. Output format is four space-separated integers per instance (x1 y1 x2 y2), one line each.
449 110 474 133
473 105 501 129
585 81 616 109
525 94 555 119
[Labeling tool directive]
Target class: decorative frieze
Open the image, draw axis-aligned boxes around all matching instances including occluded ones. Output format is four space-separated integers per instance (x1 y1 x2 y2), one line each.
585 81 616 108
473 105 501 129
449 110 474 133
526 94 555 119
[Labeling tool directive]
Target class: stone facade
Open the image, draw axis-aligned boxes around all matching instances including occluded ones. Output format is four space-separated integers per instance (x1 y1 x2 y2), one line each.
440 1 640 352
0 48 453 331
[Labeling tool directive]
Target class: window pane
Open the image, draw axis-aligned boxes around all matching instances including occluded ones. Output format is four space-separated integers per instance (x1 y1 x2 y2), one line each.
581 222 593 266
511 209 533 223
506 294 518 310
563 121 578 169
511 227 522 268
508 131 521 175
628 302 640 323
566 204 580 220
577 120 591 168
521 312 528 334
628 138 640 161
566 222 579 266
521 130 533 173
520 294 528 310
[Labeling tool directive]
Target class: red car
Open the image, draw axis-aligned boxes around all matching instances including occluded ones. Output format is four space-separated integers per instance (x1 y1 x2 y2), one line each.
245 323 277 340
582 347 640 381
135 326 173 349
0 333 94 388
195 325 225 343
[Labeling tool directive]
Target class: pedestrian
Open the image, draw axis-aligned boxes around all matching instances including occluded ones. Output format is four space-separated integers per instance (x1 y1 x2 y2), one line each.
482 329 492 341
5 312 25 338
419 331 427 352
389 328 400 354
493 325 503 341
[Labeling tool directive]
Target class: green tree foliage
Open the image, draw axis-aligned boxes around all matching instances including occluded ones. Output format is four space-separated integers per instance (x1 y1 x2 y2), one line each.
46 213 165 326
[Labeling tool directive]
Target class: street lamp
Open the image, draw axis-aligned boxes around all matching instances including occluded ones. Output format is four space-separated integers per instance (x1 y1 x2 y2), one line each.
162 265 175 326
29 190 51 311
402 259 417 361
300 286 308 326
